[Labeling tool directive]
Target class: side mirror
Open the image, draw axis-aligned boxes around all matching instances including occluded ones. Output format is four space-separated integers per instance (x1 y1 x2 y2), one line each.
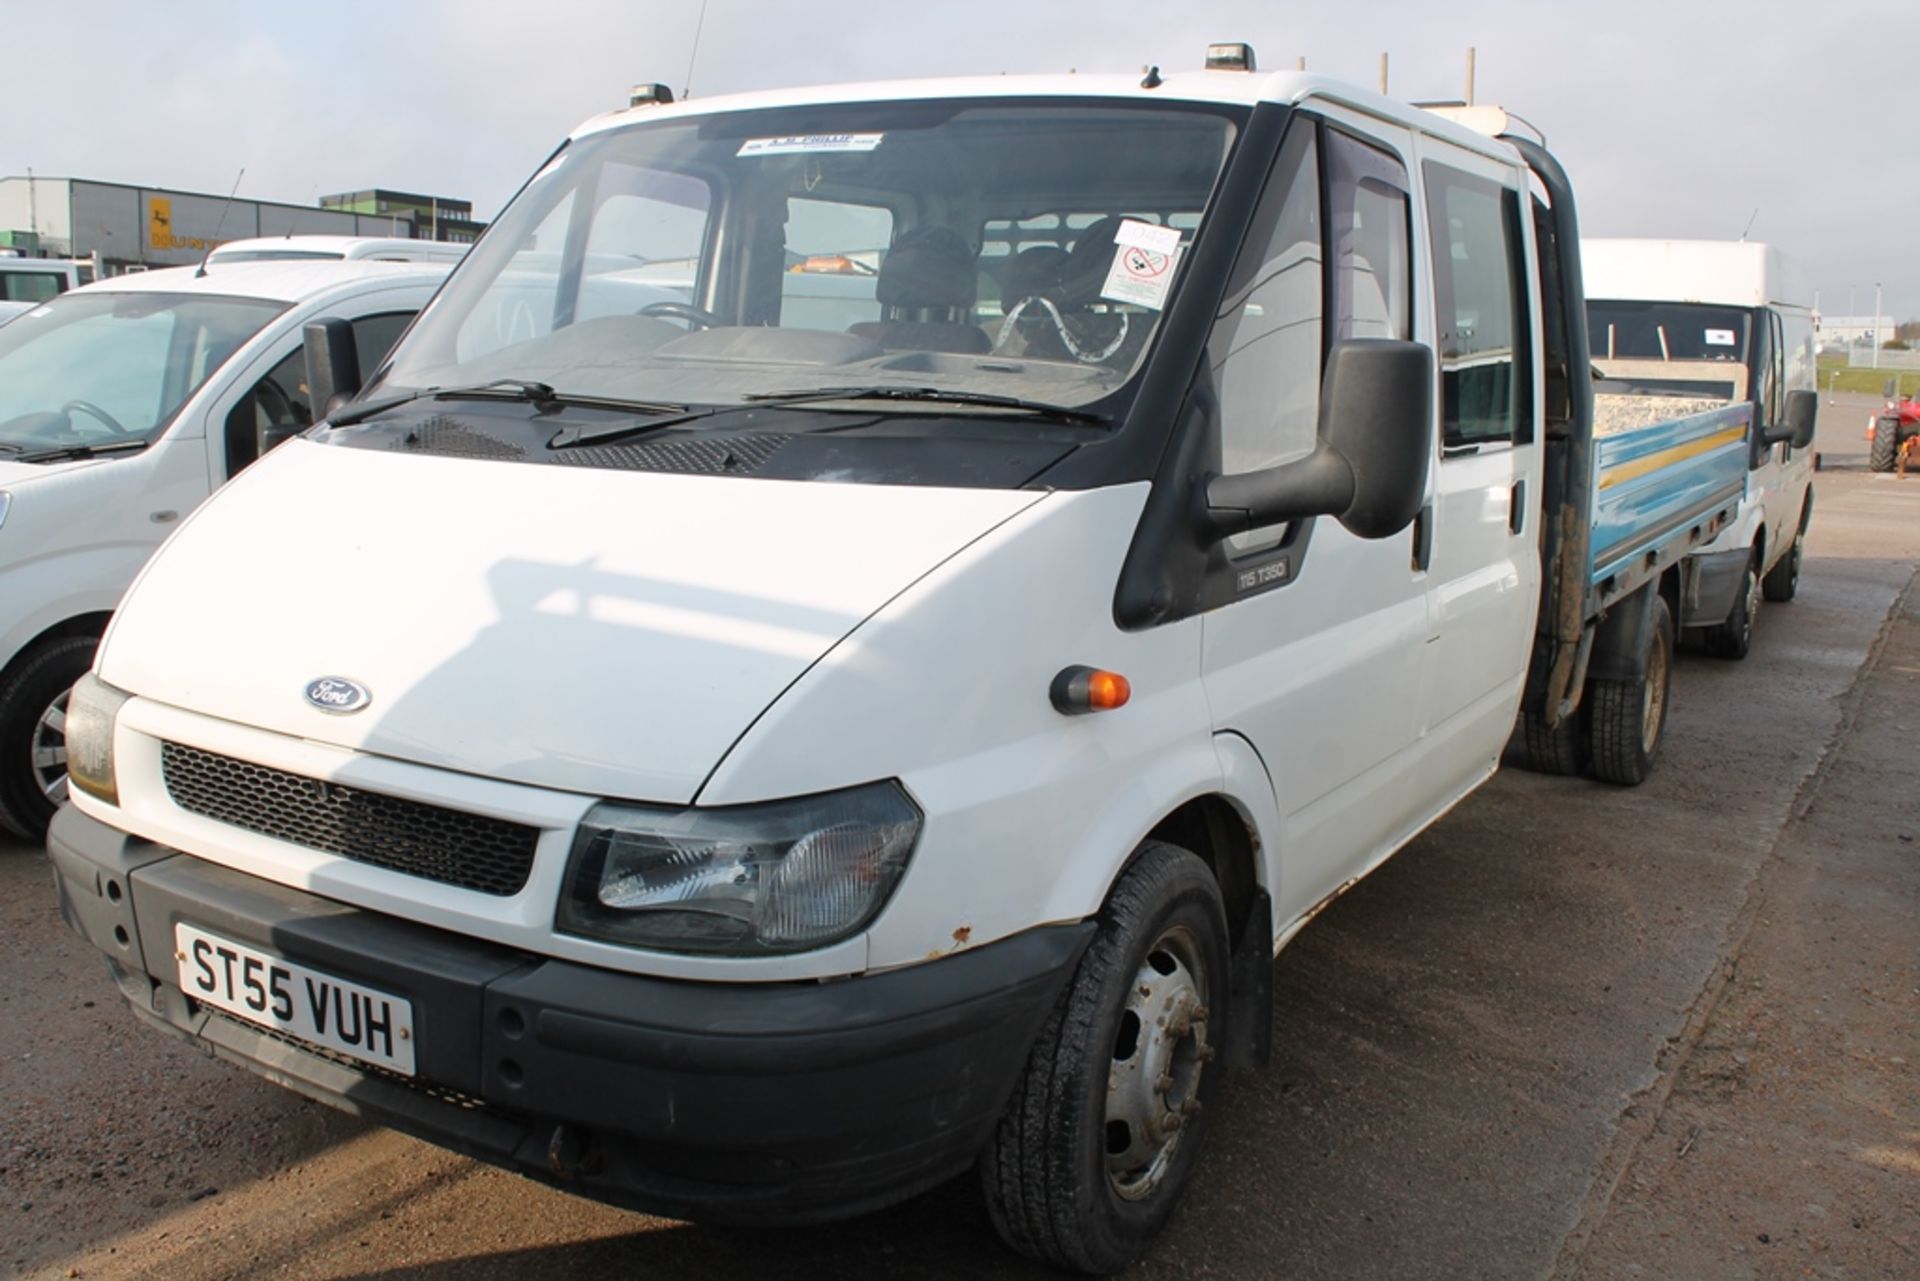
302 318 362 422
1203 339 1433 542
1784 389 1817 449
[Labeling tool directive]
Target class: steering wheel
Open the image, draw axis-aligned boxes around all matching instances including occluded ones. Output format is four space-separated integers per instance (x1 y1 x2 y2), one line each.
61 399 129 437
640 300 726 330
58 397 131 437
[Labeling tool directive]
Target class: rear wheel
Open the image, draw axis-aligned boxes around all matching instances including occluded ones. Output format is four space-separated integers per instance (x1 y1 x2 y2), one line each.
1704 552 1760 660
0 636 99 843
1588 595 1673 787
981 840 1228 1275
1761 522 1804 603
1869 417 1899 472
1518 706 1589 776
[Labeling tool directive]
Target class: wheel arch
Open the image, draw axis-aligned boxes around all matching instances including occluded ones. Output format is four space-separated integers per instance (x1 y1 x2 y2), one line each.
1 612 112 686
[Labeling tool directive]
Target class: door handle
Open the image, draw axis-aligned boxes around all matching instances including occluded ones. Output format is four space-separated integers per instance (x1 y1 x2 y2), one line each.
1509 480 1526 534
1411 502 1434 572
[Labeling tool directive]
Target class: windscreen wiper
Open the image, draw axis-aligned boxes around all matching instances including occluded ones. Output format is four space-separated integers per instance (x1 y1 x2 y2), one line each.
328 380 688 428
16 438 153 464
742 385 1109 426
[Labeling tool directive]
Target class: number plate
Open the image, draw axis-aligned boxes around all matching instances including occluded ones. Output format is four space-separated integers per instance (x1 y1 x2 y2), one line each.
175 923 416 1076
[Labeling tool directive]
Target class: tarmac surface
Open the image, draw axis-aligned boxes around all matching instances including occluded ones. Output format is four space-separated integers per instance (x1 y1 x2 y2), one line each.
1 394 1914 1279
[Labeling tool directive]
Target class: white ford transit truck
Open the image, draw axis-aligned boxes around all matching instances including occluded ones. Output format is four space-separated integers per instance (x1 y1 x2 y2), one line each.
48 54 1812 1272
1584 239 1817 660
0 257 450 841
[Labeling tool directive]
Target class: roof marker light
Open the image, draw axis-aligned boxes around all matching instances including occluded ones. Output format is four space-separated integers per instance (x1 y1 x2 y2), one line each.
1051 666 1132 715
1205 43 1257 72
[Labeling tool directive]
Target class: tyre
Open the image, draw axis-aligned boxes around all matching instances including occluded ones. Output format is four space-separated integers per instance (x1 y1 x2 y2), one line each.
981 840 1229 1275
1869 417 1898 472
1588 595 1674 787
1703 552 1759 660
1761 520 1804 603
0 636 99 844
1517 706 1588 776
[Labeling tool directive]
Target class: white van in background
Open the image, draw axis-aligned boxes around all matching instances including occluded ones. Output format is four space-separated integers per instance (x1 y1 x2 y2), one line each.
0 255 86 304
1584 239 1817 659
0 257 450 840
208 235 469 267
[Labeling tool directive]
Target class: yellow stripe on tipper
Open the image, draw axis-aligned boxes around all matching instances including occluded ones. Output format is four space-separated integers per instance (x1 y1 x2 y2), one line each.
1598 425 1745 491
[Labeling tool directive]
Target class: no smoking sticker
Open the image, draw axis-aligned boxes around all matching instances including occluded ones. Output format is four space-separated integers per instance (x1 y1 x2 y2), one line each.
1101 242 1180 310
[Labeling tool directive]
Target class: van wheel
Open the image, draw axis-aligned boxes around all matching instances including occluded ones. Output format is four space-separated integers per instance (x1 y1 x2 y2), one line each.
1588 596 1673 786
1704 552 1760 660
1761 525 1804 602
1518 707 1588 776
981 840 1229 1275
0 636 99 843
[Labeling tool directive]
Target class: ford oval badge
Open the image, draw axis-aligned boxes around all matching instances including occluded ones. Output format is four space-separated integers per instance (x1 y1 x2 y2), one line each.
304 677 371 715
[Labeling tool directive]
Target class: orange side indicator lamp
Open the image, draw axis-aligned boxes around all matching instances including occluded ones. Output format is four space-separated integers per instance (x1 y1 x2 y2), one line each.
1051 665 1132 715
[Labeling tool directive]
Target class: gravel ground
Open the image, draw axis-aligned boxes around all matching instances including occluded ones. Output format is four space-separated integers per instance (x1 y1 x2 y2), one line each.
1 400 1913 1280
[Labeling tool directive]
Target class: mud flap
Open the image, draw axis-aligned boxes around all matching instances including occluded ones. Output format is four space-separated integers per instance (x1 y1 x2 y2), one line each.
1588 583 1661 683
1223 887 1274 1069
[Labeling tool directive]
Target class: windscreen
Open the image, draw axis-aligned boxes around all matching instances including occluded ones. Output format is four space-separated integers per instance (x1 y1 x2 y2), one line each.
0 292 285 453
1588 300 1749 362
379 99 1241 412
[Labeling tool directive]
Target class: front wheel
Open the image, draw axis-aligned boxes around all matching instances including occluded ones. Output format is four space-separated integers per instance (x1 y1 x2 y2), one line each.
981 841 1229 1274
1761 523 1804 602
1703 552 1759 660
1588 595 1674 786
0 635 100 843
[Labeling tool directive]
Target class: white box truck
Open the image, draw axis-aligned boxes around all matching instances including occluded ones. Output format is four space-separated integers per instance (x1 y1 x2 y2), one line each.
1584 239 1818 659
47 53 1811 1272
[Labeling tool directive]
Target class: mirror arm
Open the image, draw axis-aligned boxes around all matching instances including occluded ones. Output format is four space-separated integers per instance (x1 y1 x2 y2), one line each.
1201 449 1355 540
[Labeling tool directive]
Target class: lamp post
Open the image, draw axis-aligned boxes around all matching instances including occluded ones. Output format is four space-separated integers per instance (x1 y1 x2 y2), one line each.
1873 281 1883 370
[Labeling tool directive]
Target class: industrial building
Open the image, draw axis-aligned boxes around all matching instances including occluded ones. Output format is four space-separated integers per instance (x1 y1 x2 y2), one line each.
0 175 482 275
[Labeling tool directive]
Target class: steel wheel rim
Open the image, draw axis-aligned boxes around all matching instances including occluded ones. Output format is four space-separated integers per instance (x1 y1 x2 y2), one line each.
1641 636 1668 755
1742 566 1760 645
32 688 71 804
1105 923 1211 1201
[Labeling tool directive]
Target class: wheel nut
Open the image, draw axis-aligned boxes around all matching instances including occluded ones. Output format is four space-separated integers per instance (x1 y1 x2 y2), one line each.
1156 1073 1175 1093
1164 1114 1184 1132
1193 1005 1211 1022
1182 1099 1203 1116
1197 1045 1217 1063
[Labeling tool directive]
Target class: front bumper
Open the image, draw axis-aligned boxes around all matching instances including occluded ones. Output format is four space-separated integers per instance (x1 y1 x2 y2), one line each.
48 804 1091 1224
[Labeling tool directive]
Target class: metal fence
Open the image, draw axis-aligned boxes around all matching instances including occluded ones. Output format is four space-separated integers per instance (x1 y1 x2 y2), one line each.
1846 348 1920 371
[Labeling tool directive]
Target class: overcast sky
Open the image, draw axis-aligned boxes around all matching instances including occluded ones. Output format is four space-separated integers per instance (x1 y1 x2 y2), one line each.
9 0 1914 317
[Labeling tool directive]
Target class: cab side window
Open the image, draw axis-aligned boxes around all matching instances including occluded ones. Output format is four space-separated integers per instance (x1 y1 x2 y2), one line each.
222 311 416 477
1209 124 1323 481
1328 132 1411 344
1423 163 1530 448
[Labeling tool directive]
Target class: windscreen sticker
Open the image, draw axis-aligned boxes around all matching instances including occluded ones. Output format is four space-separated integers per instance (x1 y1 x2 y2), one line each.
1101 242 1181 310
737 133 884 157
1704 328 1737 346
1113 218 1183 256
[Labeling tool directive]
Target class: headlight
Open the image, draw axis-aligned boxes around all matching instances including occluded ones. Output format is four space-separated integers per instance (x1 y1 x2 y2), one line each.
65 673 131 806
557 781 922 956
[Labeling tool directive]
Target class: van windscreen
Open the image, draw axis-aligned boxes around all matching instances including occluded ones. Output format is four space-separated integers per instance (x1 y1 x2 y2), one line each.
377 98 1242 416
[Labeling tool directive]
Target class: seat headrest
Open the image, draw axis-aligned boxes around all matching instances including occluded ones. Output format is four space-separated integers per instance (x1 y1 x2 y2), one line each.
1056 217 1129 306
875 226 978 309
1001 245 1071 310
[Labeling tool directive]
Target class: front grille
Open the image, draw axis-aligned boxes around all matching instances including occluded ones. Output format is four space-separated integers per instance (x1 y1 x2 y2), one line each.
160 742 539 896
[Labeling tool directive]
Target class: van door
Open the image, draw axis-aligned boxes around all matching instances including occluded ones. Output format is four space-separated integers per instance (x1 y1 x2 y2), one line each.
1198 114 1435 930
1413 146 1542 774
